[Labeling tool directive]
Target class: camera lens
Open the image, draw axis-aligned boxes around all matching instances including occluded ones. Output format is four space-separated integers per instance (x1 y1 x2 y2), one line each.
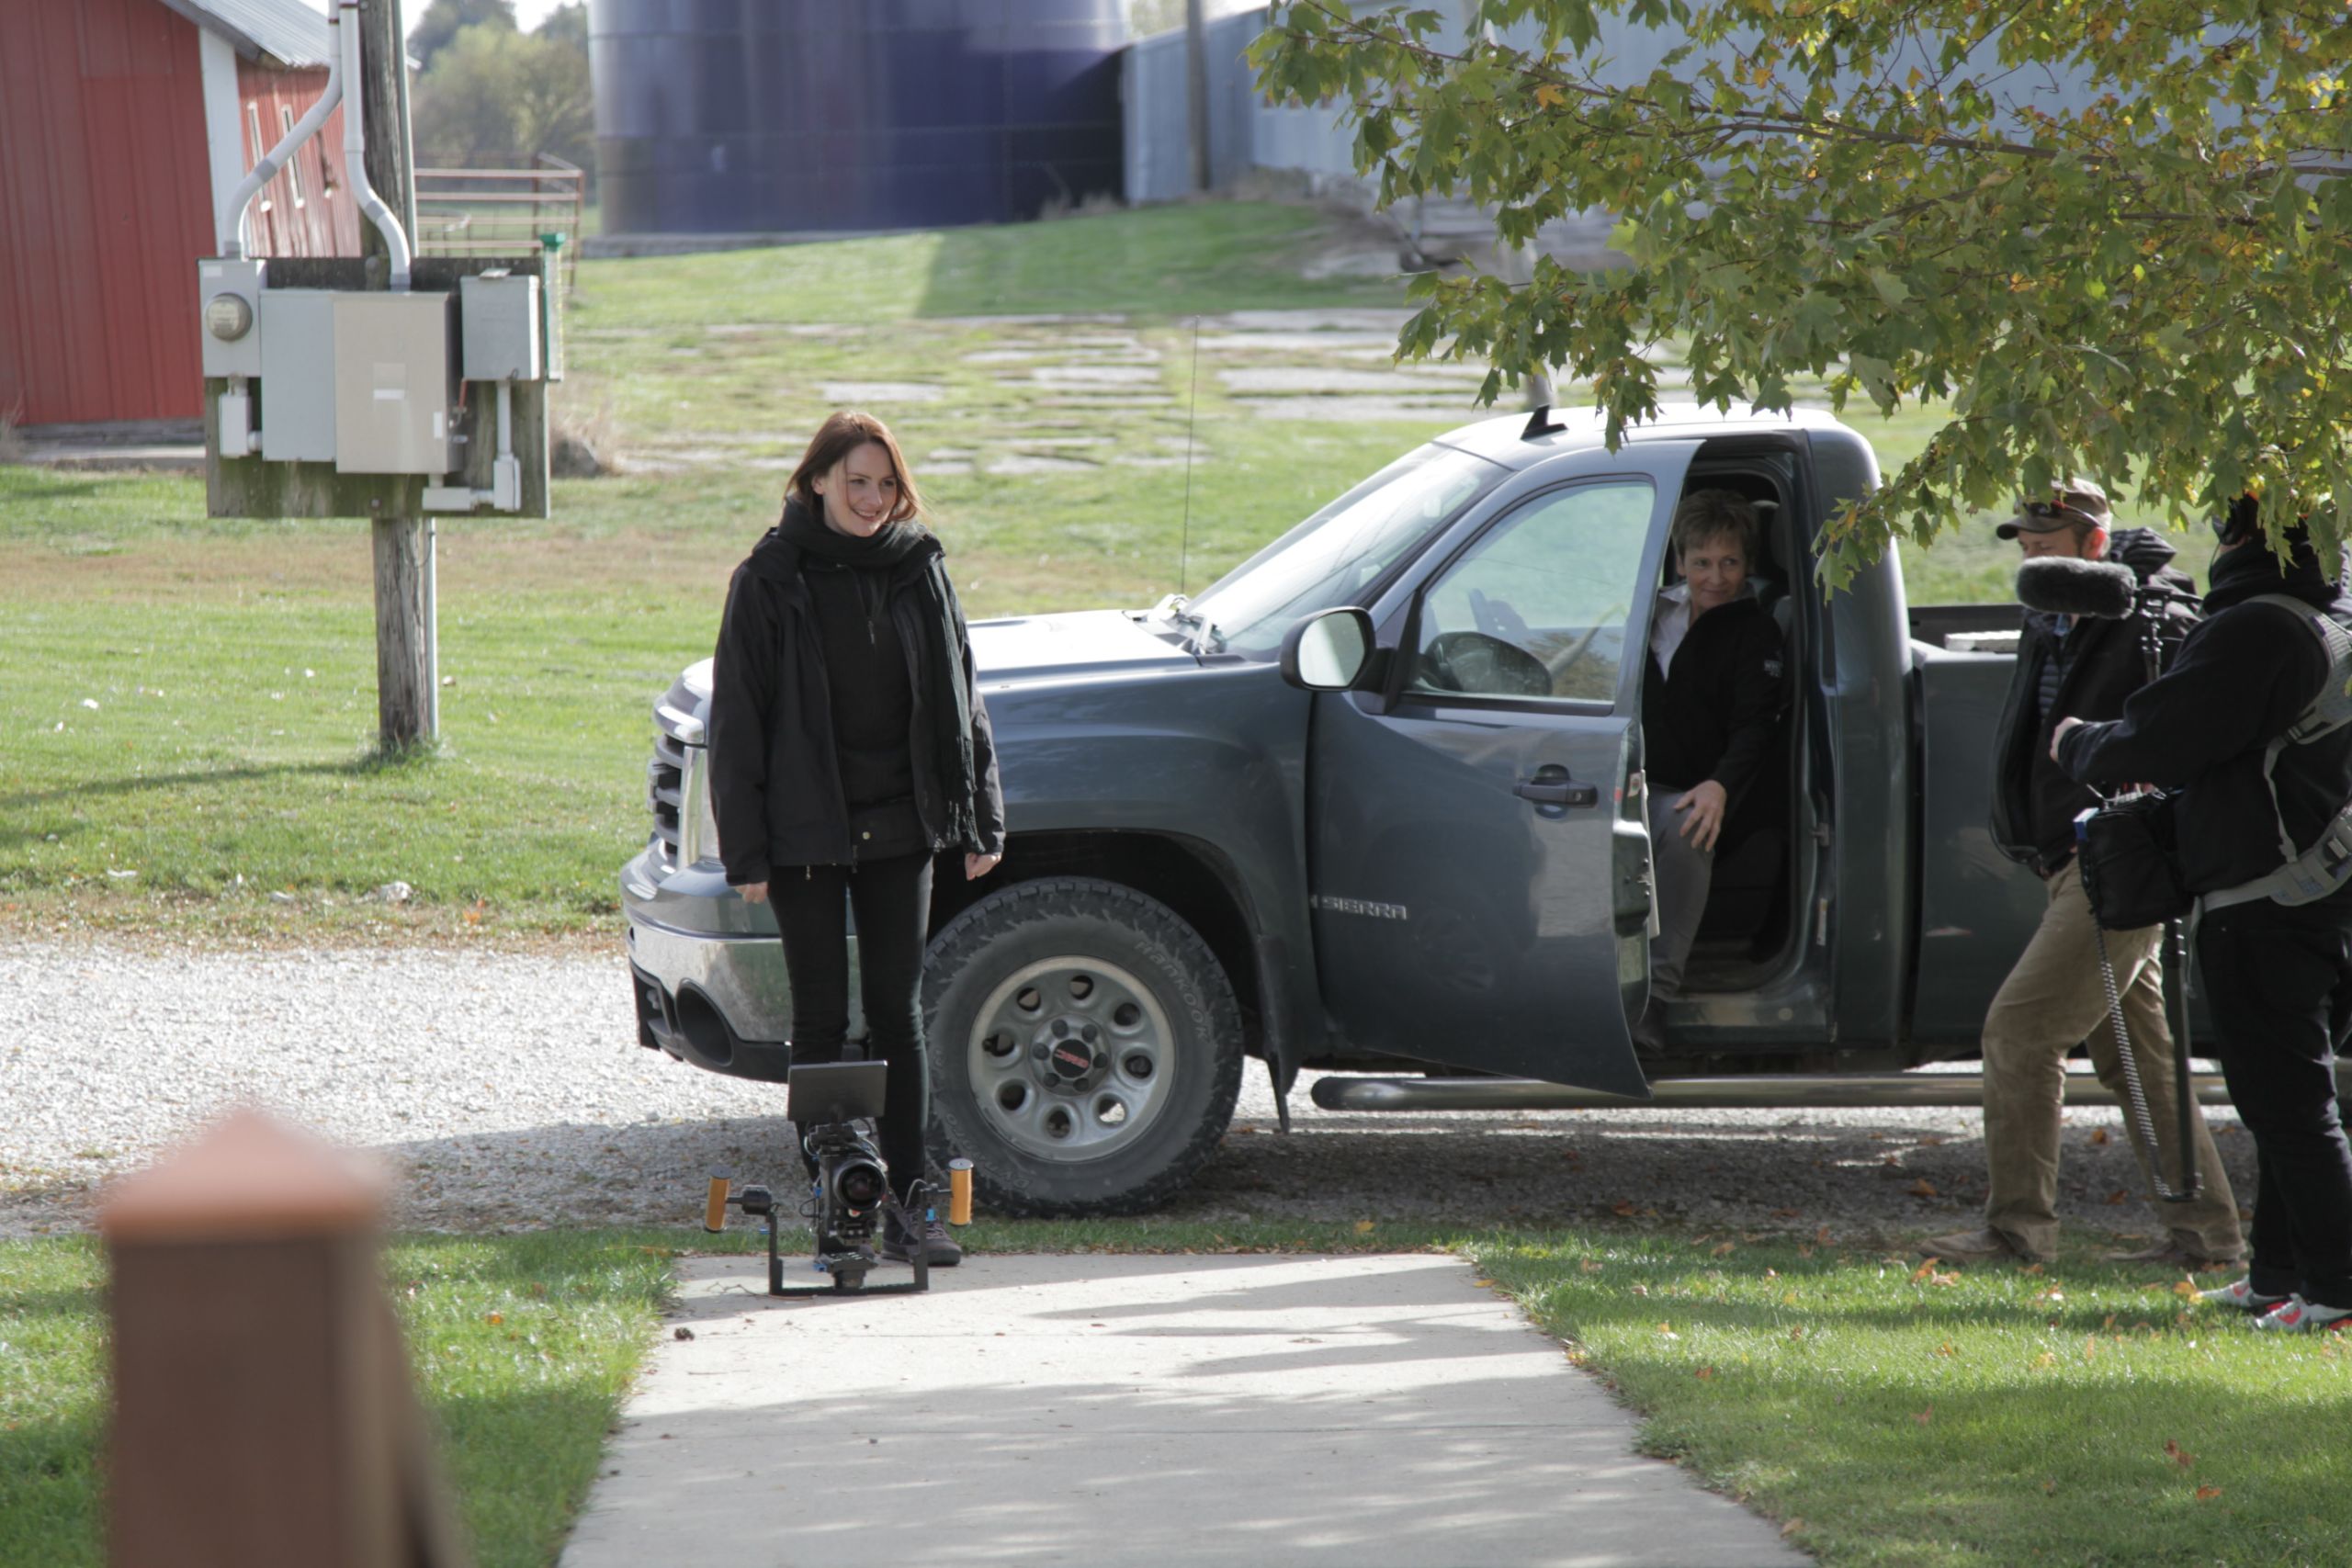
833 1158 888 1211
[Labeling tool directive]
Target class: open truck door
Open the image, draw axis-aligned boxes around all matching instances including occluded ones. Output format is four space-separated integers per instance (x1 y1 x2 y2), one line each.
1286 445 1698 1096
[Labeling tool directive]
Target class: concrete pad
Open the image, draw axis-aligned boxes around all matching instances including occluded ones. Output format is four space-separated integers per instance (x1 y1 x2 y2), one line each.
560 1253 1804 1568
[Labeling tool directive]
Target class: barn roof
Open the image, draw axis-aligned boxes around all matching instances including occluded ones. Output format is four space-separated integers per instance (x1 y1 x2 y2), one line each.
158 0 336 70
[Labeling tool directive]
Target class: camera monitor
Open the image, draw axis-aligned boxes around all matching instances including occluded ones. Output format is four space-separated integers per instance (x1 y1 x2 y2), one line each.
786 1061 888 1125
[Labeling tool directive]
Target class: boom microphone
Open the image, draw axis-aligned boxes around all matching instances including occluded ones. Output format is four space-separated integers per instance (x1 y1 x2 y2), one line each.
2017 556 2136 618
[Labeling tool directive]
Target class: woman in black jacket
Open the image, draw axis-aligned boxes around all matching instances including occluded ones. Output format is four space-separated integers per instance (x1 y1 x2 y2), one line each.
708 412 1006 1264
1641 490 1787 1024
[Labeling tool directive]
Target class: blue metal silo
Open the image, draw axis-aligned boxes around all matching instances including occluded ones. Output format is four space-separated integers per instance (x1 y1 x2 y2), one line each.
590 0 1126 234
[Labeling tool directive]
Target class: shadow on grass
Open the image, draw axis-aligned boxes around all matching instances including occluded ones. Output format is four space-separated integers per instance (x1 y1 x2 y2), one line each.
2 747 447 815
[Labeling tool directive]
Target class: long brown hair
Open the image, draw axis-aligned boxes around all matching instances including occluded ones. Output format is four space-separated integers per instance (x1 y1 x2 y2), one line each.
786 411 925 525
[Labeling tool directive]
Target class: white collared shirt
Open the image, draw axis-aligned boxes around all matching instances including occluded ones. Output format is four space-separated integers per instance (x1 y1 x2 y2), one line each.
1651 582 1695 675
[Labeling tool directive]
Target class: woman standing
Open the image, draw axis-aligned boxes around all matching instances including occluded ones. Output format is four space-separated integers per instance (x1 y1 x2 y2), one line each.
708 412 1005 1264
1639 489 1787 1042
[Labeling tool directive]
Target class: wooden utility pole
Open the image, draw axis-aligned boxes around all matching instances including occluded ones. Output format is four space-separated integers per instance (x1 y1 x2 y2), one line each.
356 0 437 749
1185 0 1212 194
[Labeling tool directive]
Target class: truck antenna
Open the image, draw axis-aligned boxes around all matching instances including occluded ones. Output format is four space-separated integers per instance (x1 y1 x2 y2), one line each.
1179 314 1201 597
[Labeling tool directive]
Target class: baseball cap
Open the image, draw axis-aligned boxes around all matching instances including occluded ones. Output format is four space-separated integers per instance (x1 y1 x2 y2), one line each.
1996 478 2111 539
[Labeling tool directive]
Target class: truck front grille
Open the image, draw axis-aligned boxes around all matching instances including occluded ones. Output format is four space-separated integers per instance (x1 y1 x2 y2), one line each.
645 669 705 871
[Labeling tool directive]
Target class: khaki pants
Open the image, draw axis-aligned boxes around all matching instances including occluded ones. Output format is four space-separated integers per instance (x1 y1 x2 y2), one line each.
1980 859 2243 1258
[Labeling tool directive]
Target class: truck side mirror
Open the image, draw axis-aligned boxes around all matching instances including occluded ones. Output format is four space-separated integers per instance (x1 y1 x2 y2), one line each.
1281 607 1374 692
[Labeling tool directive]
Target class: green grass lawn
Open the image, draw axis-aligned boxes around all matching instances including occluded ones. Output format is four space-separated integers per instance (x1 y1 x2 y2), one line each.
7 1220 2346 1566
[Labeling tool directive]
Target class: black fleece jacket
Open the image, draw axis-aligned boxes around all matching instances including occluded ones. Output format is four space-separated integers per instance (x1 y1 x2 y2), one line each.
707 523 1004 885
1641 593 1786 821
1990 528 2196 873
2056 539 2352 895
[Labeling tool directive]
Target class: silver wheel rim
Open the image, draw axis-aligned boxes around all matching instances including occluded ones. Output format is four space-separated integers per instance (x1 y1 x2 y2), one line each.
967 955 1176 1160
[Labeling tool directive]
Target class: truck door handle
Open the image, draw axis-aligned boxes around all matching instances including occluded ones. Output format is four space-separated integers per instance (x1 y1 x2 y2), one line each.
1515 768 1600 808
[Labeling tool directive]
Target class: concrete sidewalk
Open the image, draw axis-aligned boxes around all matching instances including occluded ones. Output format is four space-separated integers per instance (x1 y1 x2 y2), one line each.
559 1252 1806 1568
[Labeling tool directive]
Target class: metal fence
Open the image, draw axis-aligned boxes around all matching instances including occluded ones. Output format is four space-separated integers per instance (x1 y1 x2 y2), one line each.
413 154 586 296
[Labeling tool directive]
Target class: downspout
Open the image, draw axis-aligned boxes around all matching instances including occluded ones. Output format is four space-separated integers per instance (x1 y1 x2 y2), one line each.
339 0 412 290
219 8 342 257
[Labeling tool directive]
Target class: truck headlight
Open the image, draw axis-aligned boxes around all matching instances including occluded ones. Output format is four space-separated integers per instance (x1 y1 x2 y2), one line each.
679 745 720 865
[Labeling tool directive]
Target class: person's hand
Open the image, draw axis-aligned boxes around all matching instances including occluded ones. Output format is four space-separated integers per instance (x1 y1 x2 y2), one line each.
736 881 769 905
2050 716 2085 762
966 851 1003 882
1675 781 1728 853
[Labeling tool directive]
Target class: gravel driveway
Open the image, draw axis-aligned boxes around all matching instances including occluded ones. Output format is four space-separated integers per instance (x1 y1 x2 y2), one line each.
1 942 2256 1247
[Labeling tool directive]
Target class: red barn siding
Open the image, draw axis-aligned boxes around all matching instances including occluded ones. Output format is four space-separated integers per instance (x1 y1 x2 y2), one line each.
0 0 361 427
0 0 216 424
236 62 363 260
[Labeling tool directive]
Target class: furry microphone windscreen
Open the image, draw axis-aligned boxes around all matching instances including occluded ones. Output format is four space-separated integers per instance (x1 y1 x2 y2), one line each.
2017 556 2137 619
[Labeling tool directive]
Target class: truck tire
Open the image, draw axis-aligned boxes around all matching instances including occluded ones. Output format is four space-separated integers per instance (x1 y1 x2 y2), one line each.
922 876 1244 1217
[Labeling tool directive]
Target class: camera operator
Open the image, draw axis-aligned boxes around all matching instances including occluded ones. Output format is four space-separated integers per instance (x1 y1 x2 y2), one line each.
2052 498 2352 1333
1922 481 2244 1269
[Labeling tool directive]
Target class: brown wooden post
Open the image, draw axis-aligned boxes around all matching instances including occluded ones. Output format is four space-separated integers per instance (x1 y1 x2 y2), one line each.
356 0 436 749
102 1111 469 1568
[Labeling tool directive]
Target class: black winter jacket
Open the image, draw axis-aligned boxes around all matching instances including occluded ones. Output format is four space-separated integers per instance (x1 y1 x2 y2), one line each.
2056 539 2352 896
708 523 1005 886
1990 528 2197 874
1641 593 1787 835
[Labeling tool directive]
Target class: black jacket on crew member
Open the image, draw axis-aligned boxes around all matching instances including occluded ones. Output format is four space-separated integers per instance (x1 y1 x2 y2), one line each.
1990 527 2197 874
2056 536 2352 896
1641 593 1787 847
708 500 1005 887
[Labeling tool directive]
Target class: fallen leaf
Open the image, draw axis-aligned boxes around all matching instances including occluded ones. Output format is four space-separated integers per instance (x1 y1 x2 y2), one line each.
2034 1351 2058 1368
673 1326 695 1341
1657 1322 1679 1339
2021 1262 2046 1275
1471 1278 1494 1288
1797 1244 1816 1259
1781 1518 1805 1538
2083 1337 2099 1361
2105 1189 2130 1205
1580 1258 1603 1273
1815 1225 1834 1246
486 1313 503 1325
1789 1325 1807 1340
2173 1279 2201 1298
1694 1365 1715 1381
2196 1485 2223 1502
2042 1478 2058 1495
1931 1271 1961 1287
1912 1404 1933 1425
1772 1207 1802 1220
1908 1179 1939 1198
2037 1286 2066 1303
1912 1258 1939 1282
1711 1241 1736 1258
1934 1341 1958 1358
1613 1200 1640 1217
2165 1439 2196 1471
2102 1314 2118 1330
1352 1220 1375 1235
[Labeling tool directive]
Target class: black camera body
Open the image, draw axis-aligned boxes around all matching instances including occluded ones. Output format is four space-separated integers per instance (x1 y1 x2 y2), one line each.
722 1060 934 1296
804 1115 890 1259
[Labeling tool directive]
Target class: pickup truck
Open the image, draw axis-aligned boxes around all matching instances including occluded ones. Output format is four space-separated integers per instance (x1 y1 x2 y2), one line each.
622 403 2056 1215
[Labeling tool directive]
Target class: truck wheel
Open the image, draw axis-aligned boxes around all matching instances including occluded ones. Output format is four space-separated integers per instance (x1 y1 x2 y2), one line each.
922 877 1243 1217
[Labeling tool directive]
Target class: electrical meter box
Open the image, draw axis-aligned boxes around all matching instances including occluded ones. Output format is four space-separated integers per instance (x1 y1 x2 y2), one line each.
459 273 541 381
257 290 338 463
197 258 267 378
332 291 455 475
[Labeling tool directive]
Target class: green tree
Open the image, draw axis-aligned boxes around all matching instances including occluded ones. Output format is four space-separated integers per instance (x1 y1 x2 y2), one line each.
535 2 588 56
1253 2 2352 577
408 0 516 73
410 22 593 174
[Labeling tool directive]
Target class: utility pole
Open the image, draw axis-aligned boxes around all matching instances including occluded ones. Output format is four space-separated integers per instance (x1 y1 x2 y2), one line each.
356 0 437 750
1184 0 1211 194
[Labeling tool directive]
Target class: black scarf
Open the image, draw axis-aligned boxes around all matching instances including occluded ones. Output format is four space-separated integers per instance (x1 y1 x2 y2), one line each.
775 495 984 850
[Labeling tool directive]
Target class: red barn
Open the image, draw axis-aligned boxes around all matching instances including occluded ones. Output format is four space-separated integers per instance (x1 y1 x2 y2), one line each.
0 0 364 427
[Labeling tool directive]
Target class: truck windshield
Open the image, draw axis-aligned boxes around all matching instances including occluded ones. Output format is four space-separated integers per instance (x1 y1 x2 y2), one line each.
1185 442 1509 656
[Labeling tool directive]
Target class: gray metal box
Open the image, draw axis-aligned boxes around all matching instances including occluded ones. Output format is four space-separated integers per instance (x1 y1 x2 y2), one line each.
257 289 338 463
332 292 455 475
459 273 541 381
197 257 266 378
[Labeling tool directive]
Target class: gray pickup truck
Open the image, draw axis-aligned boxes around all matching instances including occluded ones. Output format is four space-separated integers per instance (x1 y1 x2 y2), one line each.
623 404 2052 1215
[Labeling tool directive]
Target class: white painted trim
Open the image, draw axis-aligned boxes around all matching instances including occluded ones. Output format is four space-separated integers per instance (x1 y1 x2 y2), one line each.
198 27 245 253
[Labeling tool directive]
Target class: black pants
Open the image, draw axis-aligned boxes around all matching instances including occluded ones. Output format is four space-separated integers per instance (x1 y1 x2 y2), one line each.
771 852 934 1204
2197 886 2352 1308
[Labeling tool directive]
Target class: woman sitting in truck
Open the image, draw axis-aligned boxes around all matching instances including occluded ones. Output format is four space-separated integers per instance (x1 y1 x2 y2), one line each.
1639 489 1789 1043
707 411 1006 1265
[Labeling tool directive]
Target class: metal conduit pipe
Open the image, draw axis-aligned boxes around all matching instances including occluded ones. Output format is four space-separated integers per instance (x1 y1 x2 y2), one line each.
220 9 343 256
1308 1073 2240 1113
340 0 412 290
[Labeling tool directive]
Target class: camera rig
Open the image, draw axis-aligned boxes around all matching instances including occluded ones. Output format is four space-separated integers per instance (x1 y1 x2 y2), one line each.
702 1061 970 1296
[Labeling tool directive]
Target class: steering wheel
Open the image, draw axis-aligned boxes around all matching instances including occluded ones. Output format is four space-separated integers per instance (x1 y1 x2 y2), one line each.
1418 630 1553 698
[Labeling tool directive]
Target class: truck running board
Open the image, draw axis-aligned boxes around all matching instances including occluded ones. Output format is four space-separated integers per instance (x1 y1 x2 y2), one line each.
1308 1071 2237 1112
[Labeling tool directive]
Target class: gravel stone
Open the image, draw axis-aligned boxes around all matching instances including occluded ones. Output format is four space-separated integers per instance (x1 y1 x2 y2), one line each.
0 942 2256 1247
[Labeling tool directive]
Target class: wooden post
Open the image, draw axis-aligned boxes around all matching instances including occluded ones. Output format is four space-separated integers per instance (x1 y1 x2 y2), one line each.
101 1111 469 1568
1185 0 1212 194
356 0 436 749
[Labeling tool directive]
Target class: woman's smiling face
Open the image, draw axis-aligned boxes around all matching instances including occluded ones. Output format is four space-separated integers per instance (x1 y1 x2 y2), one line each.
1679 531 1749 616
812 440 902 538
